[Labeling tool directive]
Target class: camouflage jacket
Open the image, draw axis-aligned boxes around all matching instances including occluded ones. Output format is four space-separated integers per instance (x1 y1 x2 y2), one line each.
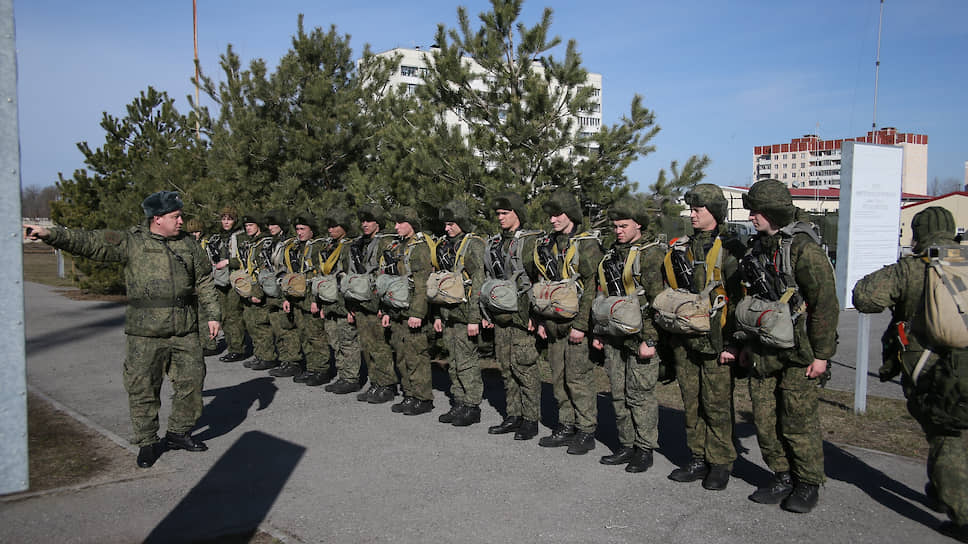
665 228 746 355
44 225 220 338
600 238 667 352
486 228 542 330
534 229 604 332
433 232 486 325
379 232 432 321
741 227 839 366
281 236 328 312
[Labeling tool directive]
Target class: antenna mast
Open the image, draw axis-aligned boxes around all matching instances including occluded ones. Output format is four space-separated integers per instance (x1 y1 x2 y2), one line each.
872 0 884 143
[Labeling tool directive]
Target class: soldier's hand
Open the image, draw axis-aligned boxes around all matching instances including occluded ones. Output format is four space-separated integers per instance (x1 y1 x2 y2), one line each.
408 316 422 329
467 323 479 337
481 319 493 329
282 300 291 313
208 321 220 339
527 319 535 332
805 359 828 379
381 314 390 328
347 312 355 324
215 259 229 270
251 296 261 304
592 337 604 350
434 318 443 333
24 225 48 240
637 342 656 360
568 328 585 344
311 302 319 315
536 324 547 340
719 346 739 365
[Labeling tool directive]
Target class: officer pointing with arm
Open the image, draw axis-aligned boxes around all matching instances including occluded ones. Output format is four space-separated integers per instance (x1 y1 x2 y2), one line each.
26 191 220 469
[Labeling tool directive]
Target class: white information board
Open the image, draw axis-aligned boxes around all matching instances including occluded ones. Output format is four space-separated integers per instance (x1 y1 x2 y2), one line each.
835 141 904 309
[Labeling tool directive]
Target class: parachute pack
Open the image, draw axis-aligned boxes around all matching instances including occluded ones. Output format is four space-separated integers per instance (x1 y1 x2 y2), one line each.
530 231 600 320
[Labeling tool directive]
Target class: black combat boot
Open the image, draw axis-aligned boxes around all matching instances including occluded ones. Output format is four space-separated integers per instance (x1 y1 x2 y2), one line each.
668 457 709 482
538 424 576 448
749 471 794 504
165 431 207 452
302 371 330 386
357 384 378 402
219 352 246 363
293 369 314 383
488 416 522 435
328 378 361 394
625 446 654 473
403 399 434 416
566 431 596 455
202 346 223 357
702 464 731 491
367 385 396 404
438 402 464 423
781 482 819 513
451 405 481 427
392 396 417 413
513 420 539 440
600 446 635 466
249 358 280 371
136 441 162 468
269 362 301 377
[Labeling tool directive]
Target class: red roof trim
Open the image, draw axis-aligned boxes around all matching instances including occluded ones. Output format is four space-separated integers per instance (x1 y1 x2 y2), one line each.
901 191 968 209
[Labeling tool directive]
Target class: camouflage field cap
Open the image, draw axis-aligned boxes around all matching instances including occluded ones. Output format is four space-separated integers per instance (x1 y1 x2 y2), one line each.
542 189 582 224
142 191 183 219
290 211 318 234
183 218 204 233
440 200 475 233
684 184 728 224
491 191 528 224
392 206 422 232
912 206 956 252
358 203 388 226
742 179 796 226
218 205 239 220
239 212 264 227
607 200 650 229
264 209 288 228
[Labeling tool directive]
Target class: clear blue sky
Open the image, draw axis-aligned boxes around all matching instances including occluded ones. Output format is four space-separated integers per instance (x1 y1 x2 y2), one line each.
14 0 968 192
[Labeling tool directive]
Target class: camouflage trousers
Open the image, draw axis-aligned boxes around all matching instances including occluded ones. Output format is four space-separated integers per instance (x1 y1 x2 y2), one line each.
267 302 301 363
603 339 658 450
355 310 395 387
671 340 736 466
493 324 540 421
242 301 274 361
325 313 361 383
442 321 483 407
748 364 825 485
545 321 598 433
389 319 432 401
123 333 206 447
924 425 968 525
217 286 246 353
293 307 330 373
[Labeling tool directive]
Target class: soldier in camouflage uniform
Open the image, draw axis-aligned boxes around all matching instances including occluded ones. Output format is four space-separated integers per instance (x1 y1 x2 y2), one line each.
26 191 220 468
432 201 487 427
280 212 332 386
235 213 280 371
213 206 248 363
483 192 543 441
320 209 364 395
533 190 604 455
737 179 838 514
853 207 968 542
348 204 398 404
185 218 220 355
591 201 666 473
663 184 745 490
263 210 304 377
381 207 435 415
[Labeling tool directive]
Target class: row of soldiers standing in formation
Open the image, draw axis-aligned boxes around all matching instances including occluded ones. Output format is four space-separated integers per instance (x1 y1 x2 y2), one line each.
185 178 838 515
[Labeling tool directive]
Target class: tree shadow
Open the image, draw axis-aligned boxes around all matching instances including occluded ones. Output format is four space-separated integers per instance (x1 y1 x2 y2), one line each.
25 313 126 356
194 377 278 442
144 431 304 543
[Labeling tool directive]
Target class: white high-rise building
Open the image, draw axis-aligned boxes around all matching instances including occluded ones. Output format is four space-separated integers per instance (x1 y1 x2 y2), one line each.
377 47 603 157
752 127 928 195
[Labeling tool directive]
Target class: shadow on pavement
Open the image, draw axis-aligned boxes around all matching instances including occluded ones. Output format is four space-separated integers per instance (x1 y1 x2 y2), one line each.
195 378 279 442
144 431 305 543
823 441 939 528
25 313 126 356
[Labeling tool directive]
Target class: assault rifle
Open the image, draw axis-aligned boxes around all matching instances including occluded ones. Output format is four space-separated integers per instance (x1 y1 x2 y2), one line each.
669 249 694 291
741 257 780 301
489 241 506 279
436 239 456 271
536 241 560 280
601 250 625 296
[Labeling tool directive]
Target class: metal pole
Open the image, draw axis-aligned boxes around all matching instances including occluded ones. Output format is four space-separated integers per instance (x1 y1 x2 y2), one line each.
0 0 29 494
871 0 884 141
193 0 200 139
57 249 64 279
854 312 871 414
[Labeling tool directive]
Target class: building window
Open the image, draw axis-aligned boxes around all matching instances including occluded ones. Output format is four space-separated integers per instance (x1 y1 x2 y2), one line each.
801 162 805 168
400 65 419 77
783 174 788 179
405 83 418 96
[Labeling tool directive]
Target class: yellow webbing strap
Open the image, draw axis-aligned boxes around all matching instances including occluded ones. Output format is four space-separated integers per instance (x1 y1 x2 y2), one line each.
321 242 342 275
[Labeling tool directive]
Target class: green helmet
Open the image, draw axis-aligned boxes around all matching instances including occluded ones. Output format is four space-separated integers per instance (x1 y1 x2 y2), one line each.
440 200 475 233
607 201 650 229
742 179 796 226
542 189 582 224
684 184 728 225
391 206 422 232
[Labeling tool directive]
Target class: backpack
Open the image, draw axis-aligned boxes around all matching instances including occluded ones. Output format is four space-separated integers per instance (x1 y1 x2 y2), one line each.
591 240 661 336
427 233 482 305
530 231 600 320
652 236 726 335
480 229 543 314
374 233 428 309
735 221 823 348
915 245 968 349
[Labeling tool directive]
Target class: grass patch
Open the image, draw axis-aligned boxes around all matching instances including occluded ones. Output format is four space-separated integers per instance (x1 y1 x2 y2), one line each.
23 244 76 288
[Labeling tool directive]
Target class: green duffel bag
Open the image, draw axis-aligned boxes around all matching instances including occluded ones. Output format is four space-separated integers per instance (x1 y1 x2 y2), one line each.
258 269 282 298
375 274 410 309
592 294 642 336
340 272 373 302
480 278 518 313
